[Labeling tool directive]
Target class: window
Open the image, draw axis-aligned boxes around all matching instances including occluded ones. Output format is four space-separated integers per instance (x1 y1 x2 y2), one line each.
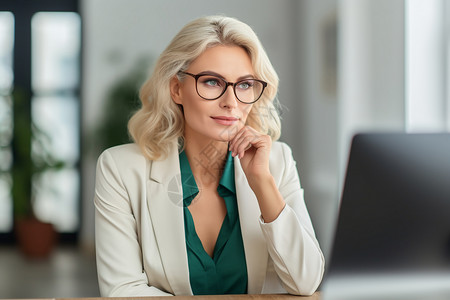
405 0 449 132
31 12 81 232
0 11 14 231
0 1 80 240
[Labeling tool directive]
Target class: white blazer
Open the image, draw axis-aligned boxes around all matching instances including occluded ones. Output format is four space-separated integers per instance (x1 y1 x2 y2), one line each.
94 141 324 297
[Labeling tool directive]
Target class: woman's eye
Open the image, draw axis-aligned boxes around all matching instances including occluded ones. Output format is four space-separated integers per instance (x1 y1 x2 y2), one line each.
201 77 222 87
237 81 253 90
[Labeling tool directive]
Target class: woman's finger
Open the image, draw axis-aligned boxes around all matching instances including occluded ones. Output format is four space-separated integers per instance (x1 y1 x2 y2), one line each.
229 126 249 154
231 127 262 158
234 135 254 158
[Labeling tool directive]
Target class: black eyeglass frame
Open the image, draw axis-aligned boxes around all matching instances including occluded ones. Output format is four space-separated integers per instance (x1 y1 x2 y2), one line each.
178 71 267 104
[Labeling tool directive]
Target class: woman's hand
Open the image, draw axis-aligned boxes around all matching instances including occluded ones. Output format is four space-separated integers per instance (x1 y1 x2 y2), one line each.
229 125 285 222
228 125 272 180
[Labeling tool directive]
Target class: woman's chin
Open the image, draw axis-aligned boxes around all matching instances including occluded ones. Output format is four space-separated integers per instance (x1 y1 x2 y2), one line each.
216 126 241 141
218 127 238 142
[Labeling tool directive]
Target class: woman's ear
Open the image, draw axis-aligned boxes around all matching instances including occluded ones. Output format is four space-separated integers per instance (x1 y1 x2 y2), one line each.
170 76 183 105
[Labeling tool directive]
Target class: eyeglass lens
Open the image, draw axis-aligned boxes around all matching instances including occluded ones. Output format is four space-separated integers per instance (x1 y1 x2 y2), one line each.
196 75 264 103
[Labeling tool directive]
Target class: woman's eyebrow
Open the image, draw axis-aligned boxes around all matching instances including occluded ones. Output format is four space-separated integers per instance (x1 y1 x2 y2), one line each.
237 74 256 80
198 70 256 81
197 70 223 78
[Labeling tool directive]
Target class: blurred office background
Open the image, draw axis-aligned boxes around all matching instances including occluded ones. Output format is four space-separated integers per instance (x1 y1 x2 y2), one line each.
0 0 449 298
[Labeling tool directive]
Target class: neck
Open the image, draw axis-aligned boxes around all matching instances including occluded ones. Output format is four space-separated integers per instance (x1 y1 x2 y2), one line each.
183 136 229 188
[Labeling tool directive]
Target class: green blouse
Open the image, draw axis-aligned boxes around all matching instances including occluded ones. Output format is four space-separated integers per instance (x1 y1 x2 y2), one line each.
179 151 248 295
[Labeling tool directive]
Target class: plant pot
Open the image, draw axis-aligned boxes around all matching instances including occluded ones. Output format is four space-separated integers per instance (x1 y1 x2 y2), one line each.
15 217 57 258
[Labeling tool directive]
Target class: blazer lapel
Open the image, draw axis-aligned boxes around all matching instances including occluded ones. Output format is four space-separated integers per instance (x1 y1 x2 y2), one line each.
234 157 268 294
146 144 192 295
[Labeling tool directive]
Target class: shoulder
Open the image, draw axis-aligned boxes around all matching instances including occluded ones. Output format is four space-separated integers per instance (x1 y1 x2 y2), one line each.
100 143 143 160
97 143 148 174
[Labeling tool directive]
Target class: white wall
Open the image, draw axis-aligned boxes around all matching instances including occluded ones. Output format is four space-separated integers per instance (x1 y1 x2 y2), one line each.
338 0 406 179
295 0 339 261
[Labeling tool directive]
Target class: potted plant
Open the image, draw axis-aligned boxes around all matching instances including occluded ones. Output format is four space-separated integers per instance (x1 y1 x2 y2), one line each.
7 88 64 258
94 57 149 152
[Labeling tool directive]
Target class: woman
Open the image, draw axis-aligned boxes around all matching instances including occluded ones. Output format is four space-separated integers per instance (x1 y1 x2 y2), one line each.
94 15 324 297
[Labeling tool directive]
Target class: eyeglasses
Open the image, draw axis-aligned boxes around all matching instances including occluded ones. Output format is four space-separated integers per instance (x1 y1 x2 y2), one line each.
178 71 267 104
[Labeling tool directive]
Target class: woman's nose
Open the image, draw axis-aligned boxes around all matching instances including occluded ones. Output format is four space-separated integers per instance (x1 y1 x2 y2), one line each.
219 85 238 109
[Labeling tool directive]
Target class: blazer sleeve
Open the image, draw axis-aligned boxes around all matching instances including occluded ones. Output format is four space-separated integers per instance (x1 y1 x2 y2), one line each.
259 142 325 295
94 149 172 297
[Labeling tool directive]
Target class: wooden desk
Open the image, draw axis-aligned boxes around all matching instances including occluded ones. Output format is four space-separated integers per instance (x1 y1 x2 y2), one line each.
56 293 320 300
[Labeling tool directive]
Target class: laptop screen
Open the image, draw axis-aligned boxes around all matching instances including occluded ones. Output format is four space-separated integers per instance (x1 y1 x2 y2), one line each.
327 133 450 276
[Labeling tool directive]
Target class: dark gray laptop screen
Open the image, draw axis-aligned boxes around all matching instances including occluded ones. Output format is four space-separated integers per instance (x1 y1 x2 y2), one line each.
328 133 450 275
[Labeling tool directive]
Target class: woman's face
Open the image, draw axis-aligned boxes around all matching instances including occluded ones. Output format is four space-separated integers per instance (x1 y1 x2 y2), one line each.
171 45 255 143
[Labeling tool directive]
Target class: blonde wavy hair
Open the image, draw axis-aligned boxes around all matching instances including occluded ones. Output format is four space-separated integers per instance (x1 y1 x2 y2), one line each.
128 15 281 160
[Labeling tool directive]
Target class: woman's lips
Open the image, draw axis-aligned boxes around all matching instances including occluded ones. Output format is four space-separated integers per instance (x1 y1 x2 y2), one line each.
211 116 239 126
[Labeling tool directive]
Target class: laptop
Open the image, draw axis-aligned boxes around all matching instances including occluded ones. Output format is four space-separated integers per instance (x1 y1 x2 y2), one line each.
321 133 450 300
